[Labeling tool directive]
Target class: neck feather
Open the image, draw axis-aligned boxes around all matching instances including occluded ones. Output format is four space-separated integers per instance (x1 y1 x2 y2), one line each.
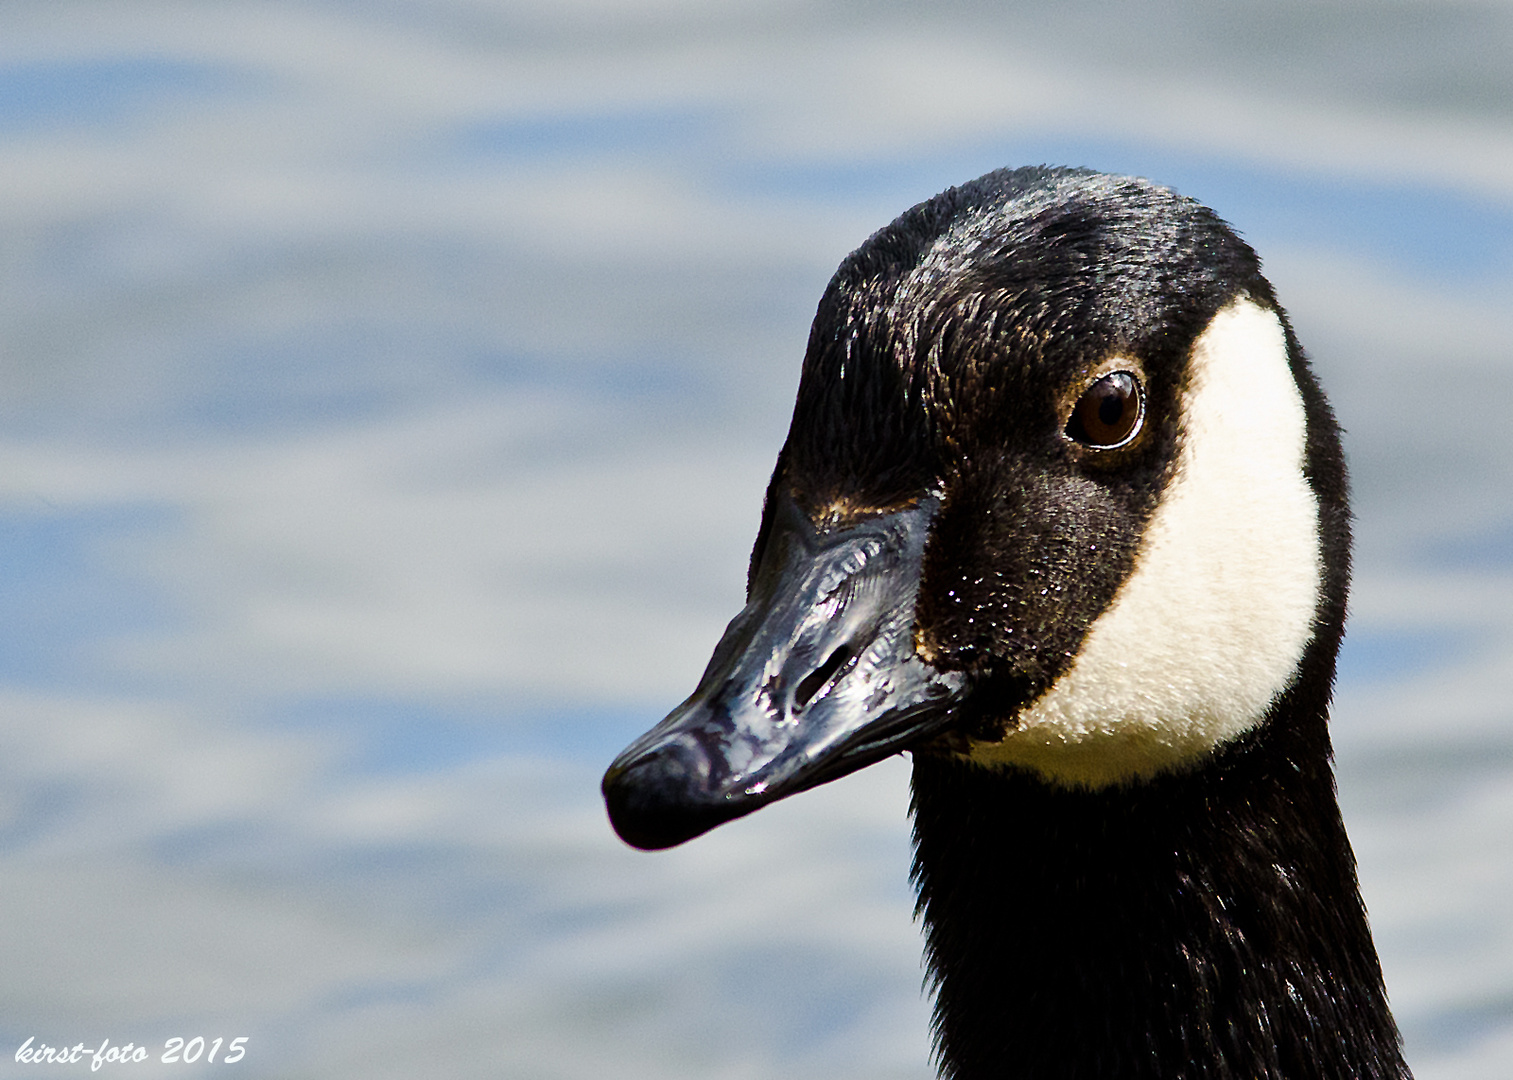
909 688 1410 1080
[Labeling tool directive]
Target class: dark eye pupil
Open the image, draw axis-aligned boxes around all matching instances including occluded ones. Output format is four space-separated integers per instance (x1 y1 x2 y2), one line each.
1067 371 1142 448
1098 391 1124 426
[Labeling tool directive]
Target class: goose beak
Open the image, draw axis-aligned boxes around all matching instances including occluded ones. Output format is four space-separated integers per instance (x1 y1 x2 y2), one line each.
603 493 967 850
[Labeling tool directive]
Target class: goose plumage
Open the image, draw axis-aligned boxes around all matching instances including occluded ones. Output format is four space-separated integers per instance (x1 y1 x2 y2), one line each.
603 166 1410 1079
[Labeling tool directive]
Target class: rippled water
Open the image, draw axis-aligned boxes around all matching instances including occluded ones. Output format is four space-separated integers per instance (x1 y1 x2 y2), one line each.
0 3 1510 1077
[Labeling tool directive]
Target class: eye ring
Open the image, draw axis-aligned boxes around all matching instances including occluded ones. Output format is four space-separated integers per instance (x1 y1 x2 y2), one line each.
1065 370 1144 449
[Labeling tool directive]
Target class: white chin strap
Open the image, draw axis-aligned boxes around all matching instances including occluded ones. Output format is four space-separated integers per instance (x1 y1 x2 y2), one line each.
970 299 1323 788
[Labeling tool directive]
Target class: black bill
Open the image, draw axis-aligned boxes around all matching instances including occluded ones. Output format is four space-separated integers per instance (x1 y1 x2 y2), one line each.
602 492 967 850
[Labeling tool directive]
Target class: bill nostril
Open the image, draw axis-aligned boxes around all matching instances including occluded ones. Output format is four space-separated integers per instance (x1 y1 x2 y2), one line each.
794 642 854 709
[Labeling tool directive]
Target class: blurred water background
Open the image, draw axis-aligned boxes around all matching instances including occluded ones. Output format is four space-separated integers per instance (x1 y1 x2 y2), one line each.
0 1 1510 1077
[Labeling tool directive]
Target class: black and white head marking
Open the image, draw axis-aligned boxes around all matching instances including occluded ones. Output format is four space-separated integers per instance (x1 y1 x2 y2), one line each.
967 297 1323 786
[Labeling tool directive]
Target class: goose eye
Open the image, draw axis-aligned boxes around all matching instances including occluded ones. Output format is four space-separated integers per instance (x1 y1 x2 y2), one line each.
1066 371 1143 449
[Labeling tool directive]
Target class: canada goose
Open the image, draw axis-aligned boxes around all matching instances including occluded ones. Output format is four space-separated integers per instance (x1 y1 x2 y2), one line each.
602 166 1410 1079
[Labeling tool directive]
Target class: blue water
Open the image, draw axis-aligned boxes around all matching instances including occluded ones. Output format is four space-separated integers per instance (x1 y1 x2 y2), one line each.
0 57 244 132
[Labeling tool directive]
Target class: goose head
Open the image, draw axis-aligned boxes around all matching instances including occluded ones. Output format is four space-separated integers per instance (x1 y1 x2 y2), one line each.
602 165 1345 851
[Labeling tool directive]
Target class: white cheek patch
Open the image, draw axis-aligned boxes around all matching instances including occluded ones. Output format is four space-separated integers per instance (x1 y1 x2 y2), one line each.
969 299 1322 788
